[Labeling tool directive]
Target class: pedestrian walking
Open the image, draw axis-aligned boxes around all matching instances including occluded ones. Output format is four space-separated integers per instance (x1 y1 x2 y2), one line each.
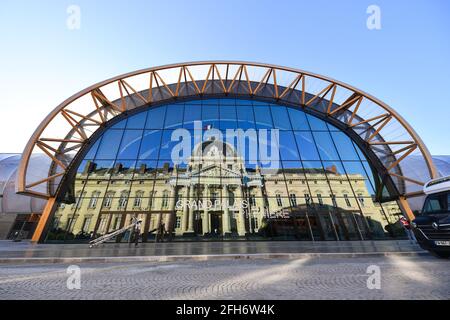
156 222 165 243
399 216 416 242
133 219 142 247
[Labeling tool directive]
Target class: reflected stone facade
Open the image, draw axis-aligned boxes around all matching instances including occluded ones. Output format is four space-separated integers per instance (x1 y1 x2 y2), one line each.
50 138 402 242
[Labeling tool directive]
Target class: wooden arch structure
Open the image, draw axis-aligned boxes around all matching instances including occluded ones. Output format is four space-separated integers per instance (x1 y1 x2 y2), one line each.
17 61 437 205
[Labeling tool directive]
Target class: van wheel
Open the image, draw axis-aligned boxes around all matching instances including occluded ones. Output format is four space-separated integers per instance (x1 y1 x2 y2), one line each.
431 251 450 259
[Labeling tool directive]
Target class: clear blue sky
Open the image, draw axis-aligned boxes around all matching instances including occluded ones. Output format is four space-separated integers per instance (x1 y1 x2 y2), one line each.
0 0 449 154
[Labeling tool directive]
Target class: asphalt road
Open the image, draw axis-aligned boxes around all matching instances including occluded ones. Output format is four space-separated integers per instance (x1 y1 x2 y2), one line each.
0 255 449 300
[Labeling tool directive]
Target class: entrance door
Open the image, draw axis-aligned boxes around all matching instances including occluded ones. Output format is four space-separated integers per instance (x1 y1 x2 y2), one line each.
210 213 222 237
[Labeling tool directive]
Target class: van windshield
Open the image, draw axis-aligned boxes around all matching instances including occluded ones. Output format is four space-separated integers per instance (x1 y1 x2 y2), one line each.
422 192 450 214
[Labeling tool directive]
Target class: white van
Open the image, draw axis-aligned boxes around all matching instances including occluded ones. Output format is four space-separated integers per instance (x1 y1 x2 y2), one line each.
412 176 450 258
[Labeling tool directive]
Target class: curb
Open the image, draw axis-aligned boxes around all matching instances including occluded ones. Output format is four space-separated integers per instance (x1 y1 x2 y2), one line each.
0 251 429 264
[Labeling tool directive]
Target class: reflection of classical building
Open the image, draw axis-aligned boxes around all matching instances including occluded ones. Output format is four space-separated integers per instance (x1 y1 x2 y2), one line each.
51 138 400 242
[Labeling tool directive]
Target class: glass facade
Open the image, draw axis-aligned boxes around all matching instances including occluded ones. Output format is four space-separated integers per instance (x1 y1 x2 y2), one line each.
47 98 405 242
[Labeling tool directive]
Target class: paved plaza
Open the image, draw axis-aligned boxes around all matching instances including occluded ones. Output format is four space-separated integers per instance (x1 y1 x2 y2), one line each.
0 255 449 300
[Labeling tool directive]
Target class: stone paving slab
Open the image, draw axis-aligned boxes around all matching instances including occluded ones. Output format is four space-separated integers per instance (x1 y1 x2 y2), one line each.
0 256 449 300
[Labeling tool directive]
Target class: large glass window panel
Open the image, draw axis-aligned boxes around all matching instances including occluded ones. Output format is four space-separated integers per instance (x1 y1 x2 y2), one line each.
219 105 237 129
254 104 273 129
257 129 279 161
110 118 127 129
145 106 166 129
134 160 158 186
183 104 202 129
84 137 102 159
279 131 300 160
287 108 310 130
95 130 124 160
352 141 367 161
258 160 282 177
322 160 352 193
159 130 179 159
294 131 320 160
113 160 136 174
90 160 115 173
307 114 328 131
302 160 333 195
327 122 340 131
117 130 143 159
342 161 376 197
312 131 340 161
270 106 291 130
330 131 360 160
361 161 378 195
227 128 259 161
164 104 184 129
77 160 92 174
138 130 162 159
282 161 309 195
126 112 147 129
236 105 255 130
202 103 220 129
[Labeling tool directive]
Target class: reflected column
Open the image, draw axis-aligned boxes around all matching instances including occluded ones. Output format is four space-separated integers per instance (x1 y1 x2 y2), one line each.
237 185 246 236
257 182 265 230
165 186 177 233
181 186 190 232
202 185 210 235
186 184 196 234
222 184 231 236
